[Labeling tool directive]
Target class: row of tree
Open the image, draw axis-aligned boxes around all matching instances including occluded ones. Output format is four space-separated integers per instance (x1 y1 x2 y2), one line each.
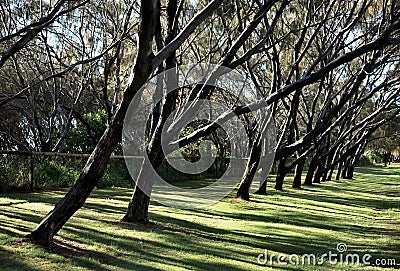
0 0 399 246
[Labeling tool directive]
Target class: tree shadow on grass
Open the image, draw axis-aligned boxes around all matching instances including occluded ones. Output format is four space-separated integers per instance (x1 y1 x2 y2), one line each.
355 165 399 176
0 166 399 270
295 186 399 209
61 221 259 271
0 246 42 271
0 187 133 208
0 202 255 270
0 202 330 271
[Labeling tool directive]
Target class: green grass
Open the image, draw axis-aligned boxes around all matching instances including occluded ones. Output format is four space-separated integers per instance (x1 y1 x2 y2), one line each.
0 165 399 270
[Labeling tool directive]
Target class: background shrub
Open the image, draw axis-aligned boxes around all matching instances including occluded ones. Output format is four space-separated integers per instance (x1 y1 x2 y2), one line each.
34 159 79 188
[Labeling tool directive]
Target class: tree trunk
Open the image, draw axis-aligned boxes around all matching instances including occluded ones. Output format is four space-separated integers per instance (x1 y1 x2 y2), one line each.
122 186 151 223
236 140 261 200
326 168 333 182
123 146 163 222
335 162 343 180
292 158 304 189
342 159 350 179
384 152 388 167
313 163 323 184
347 164 355 179
274 157 287 191
304 156 317 185
314 156 327 183
26 107 131 246
26 0 158 246
324 146 337 182
255 180 267 195
122 0 181 220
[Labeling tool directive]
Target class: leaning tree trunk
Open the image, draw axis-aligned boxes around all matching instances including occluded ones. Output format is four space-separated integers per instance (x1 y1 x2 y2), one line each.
343 145 358 179
26 100 141 245
324 145 338 182
274 157 287 191
236 139 262 200
335 161 343 180
347 164 355 179
313 154 327 184
25 0 158 246
292 158 305 189
326 169 334 182
347 138 368 179
122 143 165 222
304 155 318 185
255 180 267 195
313 161 325 184
341 159 350 179
319 131 331 182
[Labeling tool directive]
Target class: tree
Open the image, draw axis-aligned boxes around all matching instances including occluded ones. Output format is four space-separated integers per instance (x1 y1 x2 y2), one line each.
25 0 224 246
367 117 400 166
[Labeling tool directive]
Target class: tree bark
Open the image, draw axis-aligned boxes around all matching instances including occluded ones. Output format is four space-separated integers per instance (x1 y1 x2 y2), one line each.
326 169 334 182
274 157 287 191
122 186 151 223
304 155 317 185
123 141 165 222
335 161 343 180
236 139 262 200
292 158 304 189
341 159 351 179
313 160 325 184
255 180 267 195
347 164 355 179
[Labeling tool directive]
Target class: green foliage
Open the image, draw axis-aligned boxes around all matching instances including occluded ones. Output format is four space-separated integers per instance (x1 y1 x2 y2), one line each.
178 126 204 162
34 159 79 188
33 158 131 189
98 160 132 188
356 154 374 166
365 151 381 163
178 124 229 163
65 110 108 153
367 120 400 161
0 160 18 190
0 158 29 192
159 156 230 183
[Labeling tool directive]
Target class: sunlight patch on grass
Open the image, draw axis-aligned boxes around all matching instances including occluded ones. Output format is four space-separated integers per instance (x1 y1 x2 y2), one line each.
0 165 399 270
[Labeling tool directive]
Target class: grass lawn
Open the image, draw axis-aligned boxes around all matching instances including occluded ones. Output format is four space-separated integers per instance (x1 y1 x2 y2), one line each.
0 165 399 270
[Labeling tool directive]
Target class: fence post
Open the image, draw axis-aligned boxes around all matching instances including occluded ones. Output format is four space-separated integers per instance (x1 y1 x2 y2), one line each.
29 153 34 191
215 158 218 179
